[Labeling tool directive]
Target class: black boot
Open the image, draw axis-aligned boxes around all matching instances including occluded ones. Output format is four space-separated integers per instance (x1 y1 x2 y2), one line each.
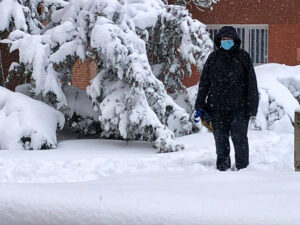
217 156 231 171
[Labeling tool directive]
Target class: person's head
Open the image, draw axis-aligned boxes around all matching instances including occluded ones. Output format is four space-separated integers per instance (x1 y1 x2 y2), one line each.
214 26 241 50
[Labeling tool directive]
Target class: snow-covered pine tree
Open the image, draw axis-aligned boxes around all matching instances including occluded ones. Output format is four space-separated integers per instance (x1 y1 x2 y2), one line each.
142 5 212 93
4 0 213 152
137 3 212 118
0 0 67 86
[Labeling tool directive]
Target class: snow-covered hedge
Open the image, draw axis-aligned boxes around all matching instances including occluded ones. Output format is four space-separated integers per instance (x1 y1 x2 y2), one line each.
0 87 64 150
187 63 300 133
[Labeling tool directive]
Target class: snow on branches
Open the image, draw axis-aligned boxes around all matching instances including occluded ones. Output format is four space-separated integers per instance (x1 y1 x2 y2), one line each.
3 0 213 152
187 0 220 8
142 4 212 93
165 0 220 9
0 0 67 36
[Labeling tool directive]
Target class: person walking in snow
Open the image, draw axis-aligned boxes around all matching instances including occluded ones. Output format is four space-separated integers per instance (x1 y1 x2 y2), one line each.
194 26 259 171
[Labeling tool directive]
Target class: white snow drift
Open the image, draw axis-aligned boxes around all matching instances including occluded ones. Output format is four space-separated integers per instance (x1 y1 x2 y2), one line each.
0 87 64 150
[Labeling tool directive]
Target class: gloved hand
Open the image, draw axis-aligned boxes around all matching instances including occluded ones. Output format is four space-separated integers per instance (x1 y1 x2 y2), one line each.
193 109 204 123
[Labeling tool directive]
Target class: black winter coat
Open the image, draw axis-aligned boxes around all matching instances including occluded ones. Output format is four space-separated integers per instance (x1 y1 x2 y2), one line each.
195 26 259 117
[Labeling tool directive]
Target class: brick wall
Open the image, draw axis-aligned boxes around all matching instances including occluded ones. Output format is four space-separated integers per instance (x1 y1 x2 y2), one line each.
269 24 300 66
181 64 200 87
180 0 300 87
191 0 300 25
0 43 20 90
72 58 97 90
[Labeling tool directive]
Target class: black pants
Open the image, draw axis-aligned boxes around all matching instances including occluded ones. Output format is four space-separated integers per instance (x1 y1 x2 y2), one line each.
212 110 250 170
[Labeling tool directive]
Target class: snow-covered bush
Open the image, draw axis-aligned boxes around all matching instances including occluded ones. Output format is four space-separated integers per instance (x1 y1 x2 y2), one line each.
187 63 300 133
16 84 101 136
0 87 64 150
3 0 213 152
251 64 300 133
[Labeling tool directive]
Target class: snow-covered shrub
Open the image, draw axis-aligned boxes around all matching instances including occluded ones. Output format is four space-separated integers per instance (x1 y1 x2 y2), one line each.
250 64 300 133
0 87 64 150
16 84 101 136
187 64 300 133
3 0 213 152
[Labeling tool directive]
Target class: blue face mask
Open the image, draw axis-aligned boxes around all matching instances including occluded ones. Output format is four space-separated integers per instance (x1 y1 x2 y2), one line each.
221 40 234 50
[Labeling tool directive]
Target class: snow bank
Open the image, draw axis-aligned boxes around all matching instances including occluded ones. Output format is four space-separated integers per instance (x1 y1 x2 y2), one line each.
1 170 300 225
187 63 300 133
252 64 300 132
0 130 293 183
0 87 64 150
0 125 296 224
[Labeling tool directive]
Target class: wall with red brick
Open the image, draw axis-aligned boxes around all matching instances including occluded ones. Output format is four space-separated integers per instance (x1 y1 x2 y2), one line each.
0 43 20 90
181 64 200 87
269 24 300 66
180 0 300 87
72 59 97 90
191 0 300 25
190 0 300 67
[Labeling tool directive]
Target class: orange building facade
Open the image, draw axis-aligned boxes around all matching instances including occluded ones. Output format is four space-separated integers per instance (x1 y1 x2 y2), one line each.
192 0 300 65
182 0 300 87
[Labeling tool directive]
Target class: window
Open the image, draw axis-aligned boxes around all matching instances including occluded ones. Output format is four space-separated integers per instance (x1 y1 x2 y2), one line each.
207 24 268 65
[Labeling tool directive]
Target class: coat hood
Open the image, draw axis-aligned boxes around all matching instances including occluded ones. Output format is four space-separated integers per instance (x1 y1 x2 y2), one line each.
214 26 241 49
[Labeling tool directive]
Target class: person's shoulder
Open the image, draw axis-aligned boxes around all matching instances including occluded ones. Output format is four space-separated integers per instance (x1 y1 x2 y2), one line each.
239 48 250 57
238 49 253 64
239 49 251 59
206 50 217 61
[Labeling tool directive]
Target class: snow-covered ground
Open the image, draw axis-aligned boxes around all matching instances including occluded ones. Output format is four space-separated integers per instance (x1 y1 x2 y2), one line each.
0 130 299 225
1 63 300 224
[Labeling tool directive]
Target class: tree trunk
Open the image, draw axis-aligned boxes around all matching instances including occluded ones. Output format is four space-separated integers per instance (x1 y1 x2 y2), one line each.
0 50 5 87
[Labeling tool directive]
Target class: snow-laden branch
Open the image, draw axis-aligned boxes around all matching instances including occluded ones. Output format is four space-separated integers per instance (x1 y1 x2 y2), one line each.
189 0 220 8
0 0 67 35
166 0 220 9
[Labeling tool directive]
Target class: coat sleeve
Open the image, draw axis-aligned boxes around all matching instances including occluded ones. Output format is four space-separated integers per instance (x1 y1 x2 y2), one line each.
194 52 213 111
245 52 259 117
